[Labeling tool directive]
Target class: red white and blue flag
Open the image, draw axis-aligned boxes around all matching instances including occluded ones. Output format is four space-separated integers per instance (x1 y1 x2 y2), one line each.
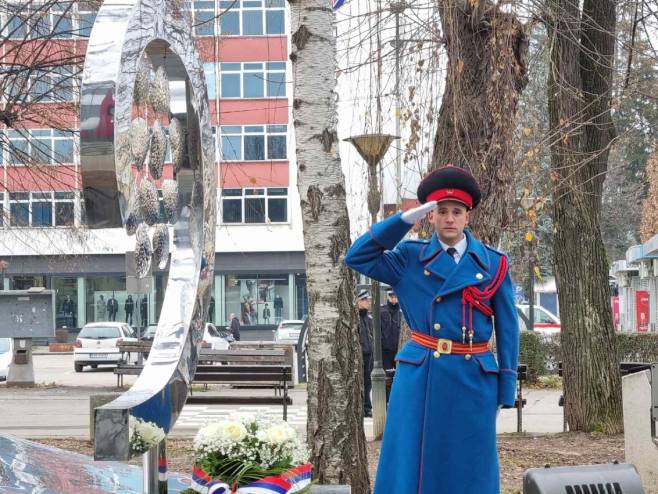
333 0 345 11
190 463 312 494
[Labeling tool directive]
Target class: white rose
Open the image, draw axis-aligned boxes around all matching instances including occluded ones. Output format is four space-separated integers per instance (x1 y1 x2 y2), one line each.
221 421 247 442
266 424 293 445
199 423 224 442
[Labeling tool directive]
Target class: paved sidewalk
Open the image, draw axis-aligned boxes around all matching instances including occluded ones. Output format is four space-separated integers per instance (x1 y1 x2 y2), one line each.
0 385 564 440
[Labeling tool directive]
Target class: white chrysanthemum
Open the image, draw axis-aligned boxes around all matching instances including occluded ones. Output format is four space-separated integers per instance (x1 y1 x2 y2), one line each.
139 178 159 226
134 56 153 105
169 117 185 172
138 419 166 445
149 121 166 179
135 223 152 278
152 224 169 269
161 179 179 224
150 66 170 113
130 118 150 170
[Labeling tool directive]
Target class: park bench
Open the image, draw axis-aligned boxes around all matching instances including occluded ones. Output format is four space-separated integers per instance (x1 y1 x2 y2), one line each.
114 342 295 419
557 361 651 432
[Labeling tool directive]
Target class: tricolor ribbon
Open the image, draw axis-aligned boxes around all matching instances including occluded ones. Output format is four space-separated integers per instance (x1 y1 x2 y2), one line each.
158 457 168 482
191 463 312 494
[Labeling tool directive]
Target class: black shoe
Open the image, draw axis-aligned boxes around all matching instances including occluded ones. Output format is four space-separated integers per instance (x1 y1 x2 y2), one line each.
364 410 373 418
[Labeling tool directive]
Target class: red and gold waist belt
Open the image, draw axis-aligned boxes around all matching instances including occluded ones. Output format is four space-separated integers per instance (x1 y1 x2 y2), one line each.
411 331 490 355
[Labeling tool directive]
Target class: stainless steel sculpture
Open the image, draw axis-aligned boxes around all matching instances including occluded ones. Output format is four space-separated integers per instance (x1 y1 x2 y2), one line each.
79 0 216 491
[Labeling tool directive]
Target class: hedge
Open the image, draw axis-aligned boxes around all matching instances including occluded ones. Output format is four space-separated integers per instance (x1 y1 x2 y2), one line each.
517 332 658 382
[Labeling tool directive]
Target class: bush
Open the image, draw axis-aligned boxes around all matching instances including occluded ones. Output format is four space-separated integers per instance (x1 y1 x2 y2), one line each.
517 332 658 382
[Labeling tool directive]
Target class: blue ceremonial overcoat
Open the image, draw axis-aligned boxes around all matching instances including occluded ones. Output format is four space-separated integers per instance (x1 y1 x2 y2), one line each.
344 213 519 494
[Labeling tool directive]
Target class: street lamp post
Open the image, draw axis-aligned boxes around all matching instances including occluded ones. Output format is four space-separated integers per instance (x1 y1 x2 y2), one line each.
345 133 398 439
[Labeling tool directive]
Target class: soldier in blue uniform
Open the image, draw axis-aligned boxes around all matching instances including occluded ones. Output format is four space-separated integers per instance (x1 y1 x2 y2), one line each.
344 165 519 494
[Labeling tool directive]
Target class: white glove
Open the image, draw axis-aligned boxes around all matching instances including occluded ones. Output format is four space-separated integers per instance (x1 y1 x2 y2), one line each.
401 200 437 224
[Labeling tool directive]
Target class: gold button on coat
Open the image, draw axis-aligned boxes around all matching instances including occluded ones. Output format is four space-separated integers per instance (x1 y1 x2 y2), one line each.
433 351 440 358
436 296 442 302
476 273 483 280
434 323 441 331
465 354 472 360
424 269 430 276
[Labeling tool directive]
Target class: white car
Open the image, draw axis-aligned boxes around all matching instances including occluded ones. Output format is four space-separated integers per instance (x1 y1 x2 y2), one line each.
73 322 137 372
273 320 305 345
201 323 233 350
0 338 11 381
517 304 561 335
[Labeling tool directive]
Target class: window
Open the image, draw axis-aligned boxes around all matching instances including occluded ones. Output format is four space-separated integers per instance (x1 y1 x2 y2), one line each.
5 65 75 103
7 129 75 165
221 188 288 224
193 1 216 36
8 191 75 227
6 2 74 40
224 273 289 326
219 0 285 36
220 62 286 98
219 125 287 161
203 63 217 99
78 3 98 38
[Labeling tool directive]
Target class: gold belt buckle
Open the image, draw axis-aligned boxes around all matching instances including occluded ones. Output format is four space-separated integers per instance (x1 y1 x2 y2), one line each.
433 338 452 358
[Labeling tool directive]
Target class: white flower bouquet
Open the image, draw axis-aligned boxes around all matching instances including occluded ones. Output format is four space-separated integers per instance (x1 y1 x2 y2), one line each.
185 413 312 494
129 416 166 455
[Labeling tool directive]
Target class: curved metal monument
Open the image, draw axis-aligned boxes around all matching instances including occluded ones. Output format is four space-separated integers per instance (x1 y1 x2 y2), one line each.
79 0 215 489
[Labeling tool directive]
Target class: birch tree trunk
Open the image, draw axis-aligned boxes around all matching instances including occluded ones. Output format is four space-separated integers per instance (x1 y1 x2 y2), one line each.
431 0 528 244
547 0 622 433
290 1 371 491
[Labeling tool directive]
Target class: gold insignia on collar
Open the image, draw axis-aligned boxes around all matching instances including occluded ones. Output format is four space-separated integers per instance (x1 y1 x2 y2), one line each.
476 273 483 280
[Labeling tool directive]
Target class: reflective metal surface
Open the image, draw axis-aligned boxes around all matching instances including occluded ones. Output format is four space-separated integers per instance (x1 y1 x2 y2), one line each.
0 434 190 493
80 0 216 464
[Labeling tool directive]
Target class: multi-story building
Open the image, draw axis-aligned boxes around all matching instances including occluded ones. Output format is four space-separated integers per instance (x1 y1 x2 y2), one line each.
0 1 306 332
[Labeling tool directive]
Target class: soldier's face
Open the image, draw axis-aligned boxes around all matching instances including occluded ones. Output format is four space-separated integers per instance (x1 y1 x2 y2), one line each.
429 200 469 245
358 298 371 310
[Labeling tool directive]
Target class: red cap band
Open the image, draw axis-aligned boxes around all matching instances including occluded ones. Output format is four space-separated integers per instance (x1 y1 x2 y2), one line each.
426 188 473 209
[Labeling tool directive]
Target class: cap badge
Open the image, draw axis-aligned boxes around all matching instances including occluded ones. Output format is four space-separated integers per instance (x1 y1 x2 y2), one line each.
447 189 454 195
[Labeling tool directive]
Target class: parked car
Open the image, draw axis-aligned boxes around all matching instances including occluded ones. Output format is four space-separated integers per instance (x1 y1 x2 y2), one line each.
142 324 158 341
0 338 11 381
73 322 137 372
516 304 561 335
273 319 305 345
201 322 233 350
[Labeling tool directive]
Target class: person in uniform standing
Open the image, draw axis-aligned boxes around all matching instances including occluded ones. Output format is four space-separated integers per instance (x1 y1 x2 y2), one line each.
107 294 119 321
345 164 519 494
356 289 373 418
380 288 401 371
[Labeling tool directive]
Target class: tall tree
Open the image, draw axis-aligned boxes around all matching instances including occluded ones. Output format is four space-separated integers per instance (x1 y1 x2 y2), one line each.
547 0 622 432
431 0 528 244
289 0 370 491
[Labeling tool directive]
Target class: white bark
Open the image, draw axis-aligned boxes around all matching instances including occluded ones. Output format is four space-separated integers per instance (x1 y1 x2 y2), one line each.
290 0 371 491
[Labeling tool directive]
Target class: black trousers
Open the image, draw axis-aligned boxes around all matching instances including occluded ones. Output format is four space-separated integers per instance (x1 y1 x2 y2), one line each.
363 352 373 414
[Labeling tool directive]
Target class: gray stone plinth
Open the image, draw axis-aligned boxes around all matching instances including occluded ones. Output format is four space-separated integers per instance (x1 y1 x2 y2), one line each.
89 393 121 442
623 369 658 493
311 487 351 493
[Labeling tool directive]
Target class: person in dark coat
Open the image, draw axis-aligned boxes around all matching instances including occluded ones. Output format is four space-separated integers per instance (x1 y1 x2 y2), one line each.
107 295 118 321
140 296 148 327
345 164 519 494
229 313 241 341
124 295 134 325
380 289 401 370
357 289 373 418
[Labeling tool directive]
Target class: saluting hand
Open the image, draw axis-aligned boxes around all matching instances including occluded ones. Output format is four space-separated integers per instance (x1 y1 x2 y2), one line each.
401 200 437 225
